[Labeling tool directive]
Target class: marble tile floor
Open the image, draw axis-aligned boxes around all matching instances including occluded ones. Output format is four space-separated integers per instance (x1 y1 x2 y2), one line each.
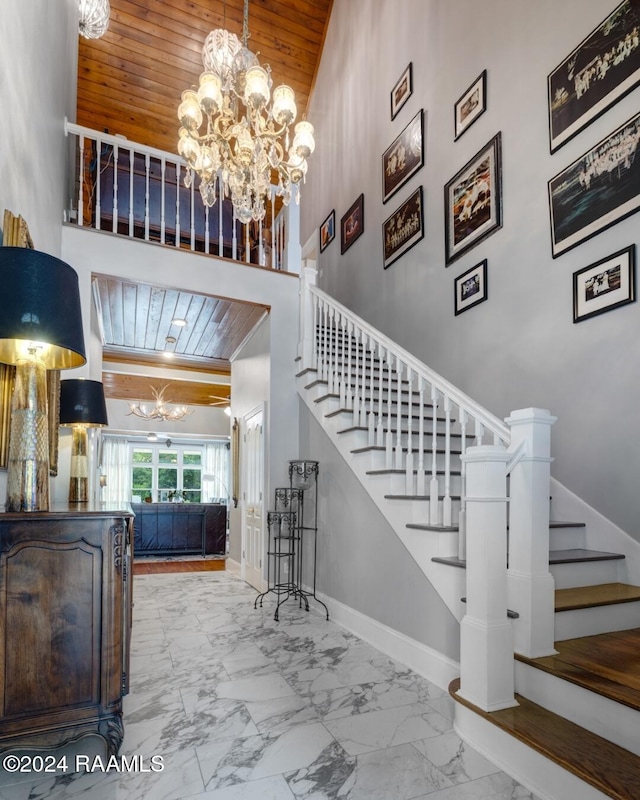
0 572 540 800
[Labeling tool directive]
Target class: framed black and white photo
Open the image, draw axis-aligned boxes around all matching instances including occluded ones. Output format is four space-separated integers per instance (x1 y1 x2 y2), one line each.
341 194 364 254
382 109 424 204
454 70 487 140
548 0 640 153
548 109 640 258
454 259 487 315
382 186 424 269
391 63 413 120
444 132 502 266
573 245 635 322
319 209 335 253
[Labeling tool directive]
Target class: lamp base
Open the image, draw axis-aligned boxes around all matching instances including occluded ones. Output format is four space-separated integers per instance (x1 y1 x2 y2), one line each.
6 358 50 512
69 426 89 503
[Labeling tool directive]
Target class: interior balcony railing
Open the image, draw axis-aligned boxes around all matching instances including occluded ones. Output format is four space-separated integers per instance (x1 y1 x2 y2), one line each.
64 120 300 272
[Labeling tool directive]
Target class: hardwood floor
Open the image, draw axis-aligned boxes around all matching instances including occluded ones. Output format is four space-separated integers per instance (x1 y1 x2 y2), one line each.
133 559 226 575
516 628 640 708
450 677 640 800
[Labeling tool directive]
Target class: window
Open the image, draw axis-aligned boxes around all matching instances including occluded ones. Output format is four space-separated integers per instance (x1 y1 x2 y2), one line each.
130 444 203 503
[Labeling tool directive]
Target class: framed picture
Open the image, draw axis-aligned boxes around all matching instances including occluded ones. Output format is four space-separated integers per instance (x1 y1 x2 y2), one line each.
341 194 364 254
444 132 502 266
548 109 640 258
454 259 488 315
382 109 424 204
319 209 335 253
454 70 487 141
573 245 635 322
391 63 413 120
382 186 424 269
548 0 640 153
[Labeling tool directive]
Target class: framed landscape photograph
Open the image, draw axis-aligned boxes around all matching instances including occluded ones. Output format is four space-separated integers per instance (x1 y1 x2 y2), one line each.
382 109 424 204
444 132 502 266
548 0 640 153
341 194 364 254
573 245 635 322
382 186 424 269
454 70 487 141
391 63 413 120
454 259 487 315
548 109 640 258
319 209 335 253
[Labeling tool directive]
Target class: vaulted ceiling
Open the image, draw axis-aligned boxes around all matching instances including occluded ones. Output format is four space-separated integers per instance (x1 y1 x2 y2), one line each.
78 0 333 402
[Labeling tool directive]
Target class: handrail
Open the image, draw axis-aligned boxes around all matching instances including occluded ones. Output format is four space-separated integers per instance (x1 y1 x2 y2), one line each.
308 283 510 445
64 119 300 272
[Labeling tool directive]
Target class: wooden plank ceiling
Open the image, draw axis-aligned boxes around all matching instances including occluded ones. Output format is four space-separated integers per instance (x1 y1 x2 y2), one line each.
79 0 331 406
77 0 333 155
94 275 269 402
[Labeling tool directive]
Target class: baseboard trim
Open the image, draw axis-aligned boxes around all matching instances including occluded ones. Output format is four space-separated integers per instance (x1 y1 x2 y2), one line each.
312 588 459 692
225 558 242 577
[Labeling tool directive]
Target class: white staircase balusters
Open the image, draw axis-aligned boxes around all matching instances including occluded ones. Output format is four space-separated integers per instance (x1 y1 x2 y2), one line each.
394 357 403 470
160 158 166 243
416 376 426 497
145 152 151 241
96 137 102 230
376 343 384 447
352 326 362 428
327 306 335 393
128 149 135 238
385 350 393 469
405 368 414 495
78 135 85 227
366 335 376 446
112 145 119 234
443 395 452 527
429 386 440 525
458 408 468 560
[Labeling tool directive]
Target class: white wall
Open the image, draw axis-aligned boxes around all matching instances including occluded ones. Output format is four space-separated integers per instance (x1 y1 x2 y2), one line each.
0 0 77 254
303 0 640 540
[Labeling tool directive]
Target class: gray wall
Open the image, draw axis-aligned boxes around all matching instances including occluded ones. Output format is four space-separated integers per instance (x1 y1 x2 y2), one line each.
0 0 78 254
302 0 640 540
301 408 461 660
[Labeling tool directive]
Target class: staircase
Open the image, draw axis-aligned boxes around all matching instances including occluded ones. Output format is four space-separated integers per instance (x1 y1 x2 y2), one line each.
295 272 640 800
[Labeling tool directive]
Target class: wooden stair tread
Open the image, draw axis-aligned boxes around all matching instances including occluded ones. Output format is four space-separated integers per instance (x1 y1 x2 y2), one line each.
549 520 586 528
407 522 459 531
450 678 640 800
516 628 640 711
555 583 640 612
352 445 462 456
367 468 462 477
549 548 625 564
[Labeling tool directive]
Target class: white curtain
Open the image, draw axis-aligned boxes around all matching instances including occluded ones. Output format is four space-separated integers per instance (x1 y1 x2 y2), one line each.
102 437 132 503
202 442 230 503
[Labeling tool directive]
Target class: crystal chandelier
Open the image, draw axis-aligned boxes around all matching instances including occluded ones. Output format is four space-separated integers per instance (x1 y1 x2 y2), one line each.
78 0 110 40
176 0 315 223
127 385 192 423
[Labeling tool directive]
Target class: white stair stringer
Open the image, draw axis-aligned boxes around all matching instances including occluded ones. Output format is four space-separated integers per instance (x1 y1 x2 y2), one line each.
514 658 640 758
298 371 467 621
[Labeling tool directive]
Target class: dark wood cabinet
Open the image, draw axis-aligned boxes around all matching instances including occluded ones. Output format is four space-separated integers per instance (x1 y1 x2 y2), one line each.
0 505 133 756
131 502 226 556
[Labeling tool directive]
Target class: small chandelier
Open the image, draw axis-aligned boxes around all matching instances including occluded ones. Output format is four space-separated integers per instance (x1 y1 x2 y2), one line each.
176 0 315 223
128 385 192 423
78 0 110 40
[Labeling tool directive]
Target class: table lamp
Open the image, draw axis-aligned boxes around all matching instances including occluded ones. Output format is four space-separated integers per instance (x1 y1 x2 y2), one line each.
0 247 86 511
59 379 109 503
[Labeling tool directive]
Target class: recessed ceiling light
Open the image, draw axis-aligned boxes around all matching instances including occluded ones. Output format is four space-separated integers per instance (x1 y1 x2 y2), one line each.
171 318 187 327
165 335 177 344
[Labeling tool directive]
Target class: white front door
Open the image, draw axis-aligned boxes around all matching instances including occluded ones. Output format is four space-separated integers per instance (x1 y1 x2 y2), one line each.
242 406 264 590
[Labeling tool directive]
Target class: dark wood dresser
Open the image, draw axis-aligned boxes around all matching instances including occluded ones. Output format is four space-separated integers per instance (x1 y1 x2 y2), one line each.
0 503 133 756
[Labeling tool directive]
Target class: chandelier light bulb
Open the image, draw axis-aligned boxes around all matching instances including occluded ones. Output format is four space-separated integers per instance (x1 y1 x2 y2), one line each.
197 73 223 115
293 120 315 159
272 85 296 127
244 66 270 109
178 90 203 131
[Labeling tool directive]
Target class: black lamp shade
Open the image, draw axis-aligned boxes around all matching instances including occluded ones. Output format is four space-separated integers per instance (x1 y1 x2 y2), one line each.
0 248 86 369
60 379 109 427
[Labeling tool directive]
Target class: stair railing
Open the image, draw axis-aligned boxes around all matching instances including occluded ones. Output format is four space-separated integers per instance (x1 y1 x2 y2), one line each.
64 120 299 272
299 266 556 710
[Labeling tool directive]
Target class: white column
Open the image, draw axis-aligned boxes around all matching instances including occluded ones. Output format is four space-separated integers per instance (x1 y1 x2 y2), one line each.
282 201 302 273
459 444 517 712
506 407 557 658
299 263 317 369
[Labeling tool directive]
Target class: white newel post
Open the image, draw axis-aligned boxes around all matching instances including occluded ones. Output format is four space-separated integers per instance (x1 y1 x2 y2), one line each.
459 445 517 712
506 407 557 658
299 264 317 369
282 201 302 274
